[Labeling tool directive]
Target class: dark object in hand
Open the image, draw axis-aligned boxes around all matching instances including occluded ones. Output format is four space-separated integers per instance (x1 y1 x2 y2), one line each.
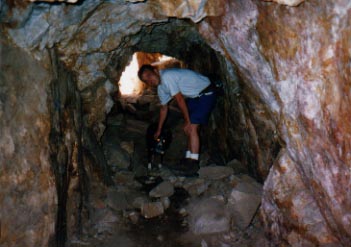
146 123 172 170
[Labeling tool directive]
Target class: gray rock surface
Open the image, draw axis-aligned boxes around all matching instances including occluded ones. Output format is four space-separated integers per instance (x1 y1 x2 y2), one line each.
106 190 130 211
149 181 175 198
198 166 234 180
188 198 230 235
0 37 56 247
227 177 262 229
182 178 209 196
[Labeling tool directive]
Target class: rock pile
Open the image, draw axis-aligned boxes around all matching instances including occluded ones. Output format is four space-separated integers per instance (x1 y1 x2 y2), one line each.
69 93 266 247
69 91 263 247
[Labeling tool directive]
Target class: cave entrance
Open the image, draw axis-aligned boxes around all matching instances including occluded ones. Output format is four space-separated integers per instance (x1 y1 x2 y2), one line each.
118 52 183 96
105 51 190 175
97 48 265 247
75 18 278 247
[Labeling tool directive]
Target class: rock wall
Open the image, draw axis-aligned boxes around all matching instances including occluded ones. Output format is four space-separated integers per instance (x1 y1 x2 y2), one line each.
0 37 56 247
257 1 351 245
199 0 351 245
48 47 86 246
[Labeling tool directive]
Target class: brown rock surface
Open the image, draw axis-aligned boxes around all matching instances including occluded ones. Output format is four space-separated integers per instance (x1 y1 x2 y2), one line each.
0 37 56 247
199 0 351 245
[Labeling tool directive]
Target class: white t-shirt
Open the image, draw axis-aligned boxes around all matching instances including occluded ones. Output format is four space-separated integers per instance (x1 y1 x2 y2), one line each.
157 68 210 105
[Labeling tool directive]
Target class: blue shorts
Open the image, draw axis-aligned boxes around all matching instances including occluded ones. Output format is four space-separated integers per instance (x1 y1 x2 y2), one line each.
186 92 217 124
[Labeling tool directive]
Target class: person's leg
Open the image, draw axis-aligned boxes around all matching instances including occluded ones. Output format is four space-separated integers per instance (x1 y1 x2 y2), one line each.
185 138 191 158
181 94 216 171
188 124 199 155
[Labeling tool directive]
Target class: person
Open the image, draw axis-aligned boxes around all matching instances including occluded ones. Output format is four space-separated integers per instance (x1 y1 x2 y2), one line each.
138 64 217 174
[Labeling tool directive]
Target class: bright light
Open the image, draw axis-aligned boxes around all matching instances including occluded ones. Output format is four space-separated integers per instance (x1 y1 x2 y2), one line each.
118 54 143 96
151 54 174 66
159 55 174 62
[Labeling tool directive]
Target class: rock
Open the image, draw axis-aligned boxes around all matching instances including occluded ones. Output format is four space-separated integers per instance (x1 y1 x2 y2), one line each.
182 178 209 196
226 159 248 174
160 197 171 210
201 239 208 247
128 211 140 224
261 151 338 245
263 0 305 6
2 0 351 245
0 37 56 247
179 208 188 217
168 175 178 185
158 167 176 181
107 114 124 126
114 171 135 185
141 202 164 218
120 141 134 155
188 198 230 235
133 164 148 177
157 235 164 242
137 94 158 105
198 166 234 180
132 196 150 209
227 177 262 229
125 103 137 114
149 181 174 198
84 80 116 131
106 190 130 211
104 144 131 170
91 208 120 235
199 152 211 167
125 119 149 135
31 0 79 2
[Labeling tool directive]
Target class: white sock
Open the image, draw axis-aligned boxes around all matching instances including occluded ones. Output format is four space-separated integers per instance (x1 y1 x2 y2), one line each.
190 153 199 160
185 150 191 158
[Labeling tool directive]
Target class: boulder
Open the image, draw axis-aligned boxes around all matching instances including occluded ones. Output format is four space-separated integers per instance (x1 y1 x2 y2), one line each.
198 166 234 180
182 178 209 196
160 197 171 210
106 190 130 211
149 181 174 198
141 202 164 219
227 177 262 229
188 198 230 235
226 159 248 174
137 94 158 105
132 196 150 209
104 145 131 170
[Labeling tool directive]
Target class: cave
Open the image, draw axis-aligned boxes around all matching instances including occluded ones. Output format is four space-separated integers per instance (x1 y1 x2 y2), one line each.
0 0 350 247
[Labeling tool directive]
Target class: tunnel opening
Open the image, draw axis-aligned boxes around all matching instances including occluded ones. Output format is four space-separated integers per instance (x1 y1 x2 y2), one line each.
81 20 280 244
55 18 282 247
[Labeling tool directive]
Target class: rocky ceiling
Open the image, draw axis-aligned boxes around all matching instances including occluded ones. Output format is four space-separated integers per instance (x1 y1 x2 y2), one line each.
1 0 351 247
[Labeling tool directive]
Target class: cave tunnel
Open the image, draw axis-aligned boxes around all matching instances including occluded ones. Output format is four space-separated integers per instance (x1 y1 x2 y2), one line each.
0 0 350 247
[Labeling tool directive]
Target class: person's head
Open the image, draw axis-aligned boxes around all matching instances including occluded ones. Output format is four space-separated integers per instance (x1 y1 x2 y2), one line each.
138 64 160 87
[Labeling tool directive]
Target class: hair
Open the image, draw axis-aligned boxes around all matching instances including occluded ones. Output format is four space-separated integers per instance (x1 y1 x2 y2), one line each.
137 64 155 82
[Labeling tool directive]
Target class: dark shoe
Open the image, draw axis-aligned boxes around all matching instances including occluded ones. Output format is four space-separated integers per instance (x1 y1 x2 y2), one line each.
172 158 199 176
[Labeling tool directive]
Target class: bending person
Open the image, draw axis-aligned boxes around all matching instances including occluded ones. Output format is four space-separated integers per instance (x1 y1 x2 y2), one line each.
138 64 217 175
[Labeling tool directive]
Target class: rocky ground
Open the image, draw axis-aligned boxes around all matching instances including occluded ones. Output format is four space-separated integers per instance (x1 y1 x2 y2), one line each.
68 92 268 247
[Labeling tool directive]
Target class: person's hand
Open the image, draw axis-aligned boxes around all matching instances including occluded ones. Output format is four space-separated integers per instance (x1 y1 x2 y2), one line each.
183 121 191 135
154 129 161 139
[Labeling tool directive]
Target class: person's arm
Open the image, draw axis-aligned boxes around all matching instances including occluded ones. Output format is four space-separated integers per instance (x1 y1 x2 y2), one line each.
155 104 168 139
173 92 191 134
